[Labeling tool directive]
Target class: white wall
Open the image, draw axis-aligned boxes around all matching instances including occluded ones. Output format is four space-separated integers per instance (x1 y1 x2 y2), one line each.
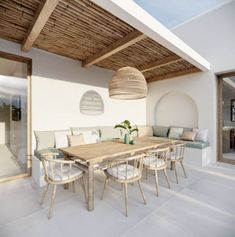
172 0 235 73
155 91 199 127
0 123 5 144
0 39 146 151
147 71 217 163
147 1 235 163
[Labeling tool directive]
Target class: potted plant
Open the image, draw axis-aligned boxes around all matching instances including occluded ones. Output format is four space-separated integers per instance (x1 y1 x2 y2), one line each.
114 120 138 144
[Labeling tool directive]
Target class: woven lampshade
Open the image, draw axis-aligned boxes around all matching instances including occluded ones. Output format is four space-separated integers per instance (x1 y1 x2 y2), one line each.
80 90 104 115
109 67 148 99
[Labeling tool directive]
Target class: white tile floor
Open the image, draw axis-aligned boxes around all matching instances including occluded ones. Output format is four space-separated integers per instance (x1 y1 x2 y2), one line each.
0 162 235 237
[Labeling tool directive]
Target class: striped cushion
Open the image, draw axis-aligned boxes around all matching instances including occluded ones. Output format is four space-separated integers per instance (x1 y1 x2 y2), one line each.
107 164 139 180
48 165 83 181
144 155 166 168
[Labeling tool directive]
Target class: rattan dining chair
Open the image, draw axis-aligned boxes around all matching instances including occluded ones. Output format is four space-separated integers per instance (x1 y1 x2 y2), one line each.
144 147 171 196
40 153 87 219
101 153 146 217
169 142 187 183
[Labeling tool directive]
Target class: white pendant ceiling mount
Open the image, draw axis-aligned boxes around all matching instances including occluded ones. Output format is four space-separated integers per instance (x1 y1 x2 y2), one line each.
109 66 148 100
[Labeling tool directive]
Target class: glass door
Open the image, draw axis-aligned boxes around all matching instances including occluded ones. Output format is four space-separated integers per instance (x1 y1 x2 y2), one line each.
0 52 31 181
222 77 235 163
218 72 235 164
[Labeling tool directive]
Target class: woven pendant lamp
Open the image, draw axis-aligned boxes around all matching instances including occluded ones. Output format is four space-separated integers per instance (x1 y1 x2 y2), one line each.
109 66 148 99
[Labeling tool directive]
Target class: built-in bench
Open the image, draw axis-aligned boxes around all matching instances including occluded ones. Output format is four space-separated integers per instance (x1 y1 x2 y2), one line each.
32 125 210 186
149 125 210 167
32 126 123 186
184 141 210 167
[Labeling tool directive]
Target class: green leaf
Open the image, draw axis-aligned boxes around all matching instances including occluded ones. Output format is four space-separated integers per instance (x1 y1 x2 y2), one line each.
114 124 127 130
123 120 130 126
130 128 139 134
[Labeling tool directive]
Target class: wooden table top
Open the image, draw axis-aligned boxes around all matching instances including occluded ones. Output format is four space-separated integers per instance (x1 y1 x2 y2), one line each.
60 137 174 164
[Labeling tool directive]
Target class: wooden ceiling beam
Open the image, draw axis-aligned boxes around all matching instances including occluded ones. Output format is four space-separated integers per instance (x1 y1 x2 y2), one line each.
22 0 59 52
147 67 200 83
139 55 181 73
82 30 145 67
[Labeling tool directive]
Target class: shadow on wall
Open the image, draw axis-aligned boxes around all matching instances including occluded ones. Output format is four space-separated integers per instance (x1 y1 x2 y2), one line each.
154 91 199 128
31 50 114 89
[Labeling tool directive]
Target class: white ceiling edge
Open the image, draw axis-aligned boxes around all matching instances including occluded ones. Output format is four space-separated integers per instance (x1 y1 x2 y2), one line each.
91 0 210 71
171 0 234 31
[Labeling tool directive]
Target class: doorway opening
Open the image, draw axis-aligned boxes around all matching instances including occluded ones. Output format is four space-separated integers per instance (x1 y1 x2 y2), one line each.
0 52 32 181
218 71 235 164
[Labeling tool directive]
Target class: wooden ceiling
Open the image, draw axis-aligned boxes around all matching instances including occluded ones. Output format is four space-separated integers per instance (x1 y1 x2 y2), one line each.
0 0 201 82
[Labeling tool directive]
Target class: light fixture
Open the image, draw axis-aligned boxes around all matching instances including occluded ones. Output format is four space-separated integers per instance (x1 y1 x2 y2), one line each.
109 66 148 99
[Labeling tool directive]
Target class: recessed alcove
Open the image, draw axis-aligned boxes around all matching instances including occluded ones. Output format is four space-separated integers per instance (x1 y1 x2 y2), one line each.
154 91 199 127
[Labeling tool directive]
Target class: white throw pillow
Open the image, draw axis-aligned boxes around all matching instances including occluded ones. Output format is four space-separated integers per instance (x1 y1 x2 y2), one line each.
81 130 100 144
168 127 184 139
67 134 84 146
137 126 153 137
54 130 71 148
193 128 208 142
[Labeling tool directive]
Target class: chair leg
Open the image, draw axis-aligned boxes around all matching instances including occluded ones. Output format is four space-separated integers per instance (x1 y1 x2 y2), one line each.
124 183 128 217
137 180 147 205
81 176 87 203
180 161 187 178
154 170 159 196
72 181 76 193
174 162 179 184
163 168 171 189
48 184 57 219
40 183 49 205
145 168 148 179
101 176 109 200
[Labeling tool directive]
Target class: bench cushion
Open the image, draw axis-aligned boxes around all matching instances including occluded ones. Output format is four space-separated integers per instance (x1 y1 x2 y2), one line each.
153 126 169 137
71 127 100 144
185 141 210 149
34 148 64 161
71 127 99 135
138 126 153 137
99 126 122 141
54 130 71 148
168 127 184 139
34 131 55 150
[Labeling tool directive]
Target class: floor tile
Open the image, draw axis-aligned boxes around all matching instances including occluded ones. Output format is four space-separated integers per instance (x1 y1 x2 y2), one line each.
0 163 235 237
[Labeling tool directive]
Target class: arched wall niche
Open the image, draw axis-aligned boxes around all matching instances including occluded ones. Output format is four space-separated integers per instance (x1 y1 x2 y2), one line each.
80 90 104 115
154 91 199 128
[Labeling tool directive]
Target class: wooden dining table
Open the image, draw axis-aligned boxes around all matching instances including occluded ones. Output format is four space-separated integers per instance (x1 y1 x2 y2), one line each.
60 137 175 211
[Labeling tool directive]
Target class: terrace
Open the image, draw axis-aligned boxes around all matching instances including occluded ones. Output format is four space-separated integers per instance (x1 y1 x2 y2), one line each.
1 162 235 236
0 0 235 236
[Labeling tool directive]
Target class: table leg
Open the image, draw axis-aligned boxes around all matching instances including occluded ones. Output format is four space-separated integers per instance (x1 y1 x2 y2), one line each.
88 164 94 211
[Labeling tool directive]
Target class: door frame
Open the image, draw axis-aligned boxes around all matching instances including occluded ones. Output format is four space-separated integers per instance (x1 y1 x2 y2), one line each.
0 51 32 182
217 71 235 164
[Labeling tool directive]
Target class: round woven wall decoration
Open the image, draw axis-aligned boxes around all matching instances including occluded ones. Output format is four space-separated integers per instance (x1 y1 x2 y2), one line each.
80 90 104 115
109 66 148 100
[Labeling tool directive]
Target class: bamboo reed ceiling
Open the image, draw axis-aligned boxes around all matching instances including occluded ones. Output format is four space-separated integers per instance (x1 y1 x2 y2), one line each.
0 0 201 82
